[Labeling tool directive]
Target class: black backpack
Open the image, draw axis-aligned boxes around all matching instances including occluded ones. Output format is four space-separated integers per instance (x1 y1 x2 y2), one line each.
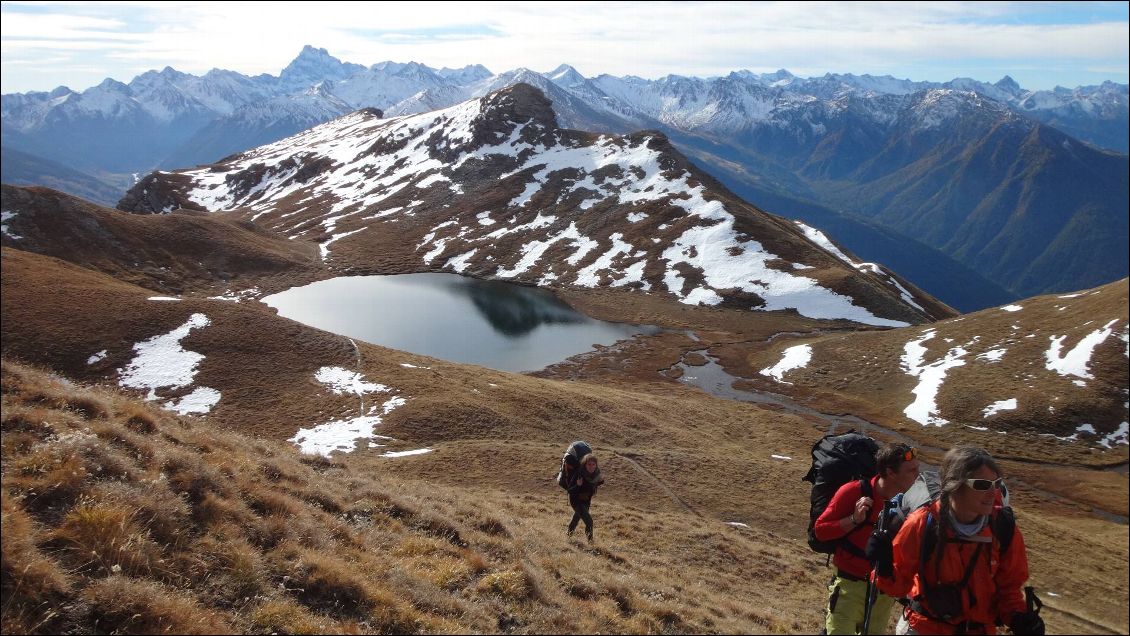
802 430 879 554
556 440 592 489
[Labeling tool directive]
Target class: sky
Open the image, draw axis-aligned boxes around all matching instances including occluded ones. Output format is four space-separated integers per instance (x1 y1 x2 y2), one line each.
2 1 1127 94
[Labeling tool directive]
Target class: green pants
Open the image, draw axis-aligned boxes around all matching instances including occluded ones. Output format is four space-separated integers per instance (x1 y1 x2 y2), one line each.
825 574 896 635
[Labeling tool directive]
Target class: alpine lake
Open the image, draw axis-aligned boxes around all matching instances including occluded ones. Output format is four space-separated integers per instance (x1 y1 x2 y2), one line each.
262 273 660 372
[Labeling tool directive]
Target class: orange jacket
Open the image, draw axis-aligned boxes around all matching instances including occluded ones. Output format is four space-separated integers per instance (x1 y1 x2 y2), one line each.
878 501 1029 635
813 475 880 579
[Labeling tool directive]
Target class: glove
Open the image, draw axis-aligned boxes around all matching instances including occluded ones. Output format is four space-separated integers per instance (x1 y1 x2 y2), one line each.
865 530 894 578
1009 610 1045 635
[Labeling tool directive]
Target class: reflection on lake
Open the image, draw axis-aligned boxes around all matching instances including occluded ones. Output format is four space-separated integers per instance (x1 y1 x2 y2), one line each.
261 273 659 372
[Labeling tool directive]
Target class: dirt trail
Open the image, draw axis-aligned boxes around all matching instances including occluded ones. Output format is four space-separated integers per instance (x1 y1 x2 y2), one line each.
1041 599 1125 635
348 337 364 414
613 451 702 518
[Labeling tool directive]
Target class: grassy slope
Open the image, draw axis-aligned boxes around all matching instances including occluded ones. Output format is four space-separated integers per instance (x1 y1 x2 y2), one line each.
2 246 1127 633
731 280 1129 467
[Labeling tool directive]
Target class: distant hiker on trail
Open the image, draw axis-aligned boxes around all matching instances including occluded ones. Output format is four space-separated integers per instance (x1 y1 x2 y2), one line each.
875 446 1041 636
567 453 603 541
557 441 604 542
815 442 921 634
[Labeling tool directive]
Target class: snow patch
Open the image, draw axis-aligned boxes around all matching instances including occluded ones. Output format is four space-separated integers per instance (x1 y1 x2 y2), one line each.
1045 319 1120 379
148 296 181 301
118 313 220 412
1 210 22 240
382 448 434 458
759 344 813 384
795 221 854 264
1099 422 1129 448
314 366 387 395
976 348 1007 363
87 350 108 365
1001 305 1023 312
982 398 1017 419
165 387 222 415
290 395 406 457
901 329 967 426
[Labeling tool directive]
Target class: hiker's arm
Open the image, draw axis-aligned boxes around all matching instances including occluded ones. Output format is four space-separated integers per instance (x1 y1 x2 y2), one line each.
993 525 1030 625
877 509 922 597
813 484 859 541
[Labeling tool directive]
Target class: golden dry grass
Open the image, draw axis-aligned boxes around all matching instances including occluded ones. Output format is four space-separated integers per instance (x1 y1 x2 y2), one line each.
0 360 823 633
3 358 1126 634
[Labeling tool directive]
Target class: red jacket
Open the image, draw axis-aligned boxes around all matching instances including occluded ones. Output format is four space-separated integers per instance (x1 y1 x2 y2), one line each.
814 475 881 579
877 501 1029 635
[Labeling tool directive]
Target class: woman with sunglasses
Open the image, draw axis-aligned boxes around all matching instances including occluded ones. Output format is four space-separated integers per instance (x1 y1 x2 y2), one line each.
878 446 1043 635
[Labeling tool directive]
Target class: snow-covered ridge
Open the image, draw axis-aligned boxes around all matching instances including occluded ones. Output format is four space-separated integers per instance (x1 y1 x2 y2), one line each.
140 86 930 327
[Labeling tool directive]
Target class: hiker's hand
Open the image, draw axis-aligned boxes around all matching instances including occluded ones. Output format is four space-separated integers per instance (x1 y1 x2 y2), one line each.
852 497 873 524
576 477 583 486
1009 610 1045 635
866 530 894 578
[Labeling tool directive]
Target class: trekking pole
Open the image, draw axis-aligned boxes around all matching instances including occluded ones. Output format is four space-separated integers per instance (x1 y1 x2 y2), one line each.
861 499 896 635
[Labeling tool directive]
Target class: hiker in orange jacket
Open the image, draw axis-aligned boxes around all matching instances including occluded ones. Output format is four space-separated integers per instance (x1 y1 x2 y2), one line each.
877 446 1041 635
815 443 920 634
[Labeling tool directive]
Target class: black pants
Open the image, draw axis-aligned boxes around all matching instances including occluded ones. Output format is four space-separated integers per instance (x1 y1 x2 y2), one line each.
568 494 593 537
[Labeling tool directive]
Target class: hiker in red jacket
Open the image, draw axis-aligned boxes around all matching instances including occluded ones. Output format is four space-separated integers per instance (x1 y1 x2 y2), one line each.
877 446 1040 635
815 443 920 634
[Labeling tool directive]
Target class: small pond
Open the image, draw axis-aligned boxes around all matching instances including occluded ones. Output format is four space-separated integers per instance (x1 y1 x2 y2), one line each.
262 273 659 372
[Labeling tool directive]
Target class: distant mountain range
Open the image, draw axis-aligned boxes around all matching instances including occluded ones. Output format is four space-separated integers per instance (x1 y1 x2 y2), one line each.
3 46 1127 309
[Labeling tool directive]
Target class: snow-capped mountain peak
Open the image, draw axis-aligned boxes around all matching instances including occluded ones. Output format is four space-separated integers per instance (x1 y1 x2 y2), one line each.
547 64 587 87
121 83 945 328
279 45 364 92
436 64 493 85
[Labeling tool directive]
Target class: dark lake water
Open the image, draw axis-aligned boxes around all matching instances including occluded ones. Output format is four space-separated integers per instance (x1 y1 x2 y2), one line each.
261 273 660 372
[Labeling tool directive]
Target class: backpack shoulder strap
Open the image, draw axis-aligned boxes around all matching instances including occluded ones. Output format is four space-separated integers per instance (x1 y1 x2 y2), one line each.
836 479 873 560
992 507 1017 555
920 512 939 580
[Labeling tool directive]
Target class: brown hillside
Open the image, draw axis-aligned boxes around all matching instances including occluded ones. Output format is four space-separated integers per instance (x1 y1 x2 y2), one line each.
732 280 1129 458
2 248 1127 634
1 184 321 296
0 359 820 634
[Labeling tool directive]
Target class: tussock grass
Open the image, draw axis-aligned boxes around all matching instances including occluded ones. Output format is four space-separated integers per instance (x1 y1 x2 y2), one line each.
1 360 812 633
83 576 232 634
4 357 1124 634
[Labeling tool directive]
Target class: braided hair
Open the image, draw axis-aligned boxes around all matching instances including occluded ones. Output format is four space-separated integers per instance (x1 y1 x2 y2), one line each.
933 446 1002 575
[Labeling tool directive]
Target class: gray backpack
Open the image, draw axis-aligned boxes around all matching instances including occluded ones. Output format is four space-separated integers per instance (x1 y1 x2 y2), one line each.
556 440 592 489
